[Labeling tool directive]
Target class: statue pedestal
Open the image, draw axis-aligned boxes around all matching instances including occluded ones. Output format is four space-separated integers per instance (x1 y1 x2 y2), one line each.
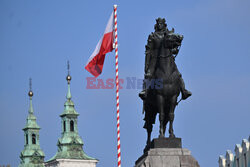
150 137 182 149
135 138 199 167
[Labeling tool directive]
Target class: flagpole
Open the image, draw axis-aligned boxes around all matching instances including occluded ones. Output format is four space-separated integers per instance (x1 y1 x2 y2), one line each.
114 4 121 167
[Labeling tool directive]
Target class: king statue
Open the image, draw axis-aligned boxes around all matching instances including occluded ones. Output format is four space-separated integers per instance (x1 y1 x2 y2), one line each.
139 18 192 147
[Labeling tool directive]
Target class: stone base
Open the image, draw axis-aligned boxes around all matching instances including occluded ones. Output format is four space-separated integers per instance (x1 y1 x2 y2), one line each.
135 148 200 167
144 137 182 153
151 137 182 149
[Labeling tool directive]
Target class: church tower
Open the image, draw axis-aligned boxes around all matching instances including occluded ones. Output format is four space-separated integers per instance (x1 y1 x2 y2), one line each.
19 79 45 167
45 62 98 167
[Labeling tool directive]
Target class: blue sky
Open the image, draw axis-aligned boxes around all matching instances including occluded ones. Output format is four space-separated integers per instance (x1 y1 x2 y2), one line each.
0 0 250 166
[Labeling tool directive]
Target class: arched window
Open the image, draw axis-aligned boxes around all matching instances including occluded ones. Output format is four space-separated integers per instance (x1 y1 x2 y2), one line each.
26 134 28 144
63 121 66 132
70 120 74 132
32 134 36 144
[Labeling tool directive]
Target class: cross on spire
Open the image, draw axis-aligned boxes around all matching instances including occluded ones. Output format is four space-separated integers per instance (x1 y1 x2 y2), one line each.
66 61 71 84
29 78 32 91
67 60 70 76
66 61 72 99
28 78 33 97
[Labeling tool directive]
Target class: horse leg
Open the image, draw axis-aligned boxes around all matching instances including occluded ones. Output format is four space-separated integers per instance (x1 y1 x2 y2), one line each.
169 96 177 138
157 94 165 138
143 123 152 153
169 113 175 138
146 125 152 146
163 105 169 135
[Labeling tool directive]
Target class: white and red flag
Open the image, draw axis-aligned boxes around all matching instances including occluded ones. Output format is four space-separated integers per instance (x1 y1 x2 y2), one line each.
85 5 121 167
85 11 114 77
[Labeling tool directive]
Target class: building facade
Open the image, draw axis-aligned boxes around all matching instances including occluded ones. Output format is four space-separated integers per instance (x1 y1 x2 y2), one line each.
219 136 250 167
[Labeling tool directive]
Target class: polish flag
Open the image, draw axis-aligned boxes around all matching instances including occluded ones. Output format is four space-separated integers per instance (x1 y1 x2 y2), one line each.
85 11 114 77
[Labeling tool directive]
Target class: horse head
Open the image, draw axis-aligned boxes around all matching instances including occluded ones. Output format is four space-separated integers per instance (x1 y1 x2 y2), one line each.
165 32 183 49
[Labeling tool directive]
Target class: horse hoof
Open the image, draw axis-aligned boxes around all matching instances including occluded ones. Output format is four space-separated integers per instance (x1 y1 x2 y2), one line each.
169 134 175 138
159 134 165 138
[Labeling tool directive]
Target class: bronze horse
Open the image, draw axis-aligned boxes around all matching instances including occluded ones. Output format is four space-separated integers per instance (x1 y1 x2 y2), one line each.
139 18 191 147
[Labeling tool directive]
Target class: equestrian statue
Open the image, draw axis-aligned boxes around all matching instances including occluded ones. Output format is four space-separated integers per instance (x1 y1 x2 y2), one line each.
139 18 192 147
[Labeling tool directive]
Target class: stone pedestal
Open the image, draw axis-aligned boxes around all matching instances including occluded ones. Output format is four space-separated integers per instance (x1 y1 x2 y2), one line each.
135 148 199 167
150 137 182 149
135 138 199 167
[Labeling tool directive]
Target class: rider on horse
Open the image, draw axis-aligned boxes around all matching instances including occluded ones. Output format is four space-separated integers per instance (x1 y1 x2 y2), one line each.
139 17 191 101
139 18 192 146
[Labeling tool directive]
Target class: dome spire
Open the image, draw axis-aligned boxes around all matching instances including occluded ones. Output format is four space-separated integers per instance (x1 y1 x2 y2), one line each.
19 78 44 167
48 61 96 163
28 78 34 114
66 61 72 100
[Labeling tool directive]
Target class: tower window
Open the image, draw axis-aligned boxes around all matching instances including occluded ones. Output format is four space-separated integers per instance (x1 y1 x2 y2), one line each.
63 121 66 132
32 134 36 144
26 134 28 144
70 120 74 132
